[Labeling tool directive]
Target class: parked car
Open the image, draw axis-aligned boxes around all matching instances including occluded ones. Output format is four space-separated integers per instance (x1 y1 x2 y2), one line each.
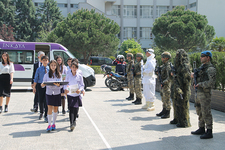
89 56 113 66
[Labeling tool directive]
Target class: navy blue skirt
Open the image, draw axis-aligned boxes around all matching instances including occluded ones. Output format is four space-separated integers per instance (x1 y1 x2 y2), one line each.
46 94 61 106
0 74 12 97
67 95 82 108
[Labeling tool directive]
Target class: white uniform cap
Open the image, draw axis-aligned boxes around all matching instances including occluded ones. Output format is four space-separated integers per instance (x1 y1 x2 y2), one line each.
146 49 154 54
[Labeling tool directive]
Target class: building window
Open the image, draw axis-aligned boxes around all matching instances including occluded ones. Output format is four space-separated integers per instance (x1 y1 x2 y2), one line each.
111 5 120 17
123 5 137 18
57 4 67 8
123 27 137 39
71 4 78 8
140 27 152 39
35 3 44 7
190 2 196 8
156 6 169 17
140 6 153 18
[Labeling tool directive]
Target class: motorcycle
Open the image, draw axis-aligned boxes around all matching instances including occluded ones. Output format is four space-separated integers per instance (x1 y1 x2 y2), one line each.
101 65 128 91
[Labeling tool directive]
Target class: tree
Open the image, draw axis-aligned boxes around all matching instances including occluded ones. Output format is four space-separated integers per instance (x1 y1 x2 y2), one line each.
209 37 225 52
0 24 15 41
37 0 63 32
46 9 120 64
120 38 143 57
0 0 16 27
14 0 40 41
152 6 215 52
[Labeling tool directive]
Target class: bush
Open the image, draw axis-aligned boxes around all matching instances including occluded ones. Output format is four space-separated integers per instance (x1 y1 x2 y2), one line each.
109 56 115 61
90 65 116 74
156 51 225 91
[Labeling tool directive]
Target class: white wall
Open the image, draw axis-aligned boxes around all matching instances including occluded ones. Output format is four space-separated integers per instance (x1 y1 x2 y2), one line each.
173 0 187 5
140 0 154 5
123 0 137 5
86 0 105 12
189 0 197 4
198 0 225 37
156 0 170 5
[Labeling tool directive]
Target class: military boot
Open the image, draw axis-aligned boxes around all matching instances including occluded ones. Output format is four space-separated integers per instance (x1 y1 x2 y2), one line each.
200 129 213 139
161 110 170 119
142 101 150 109
127 93 134 101
132 97 138 103
170 118 178 124
147 102 155 111
134 98 142 105
156 108 166 117
191 127 205 135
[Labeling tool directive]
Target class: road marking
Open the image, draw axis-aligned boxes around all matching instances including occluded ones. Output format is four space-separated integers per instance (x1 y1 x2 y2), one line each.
82 107 112 150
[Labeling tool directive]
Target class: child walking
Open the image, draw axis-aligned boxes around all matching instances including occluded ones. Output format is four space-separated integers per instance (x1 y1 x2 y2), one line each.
41 60 62 132
64 62 84 131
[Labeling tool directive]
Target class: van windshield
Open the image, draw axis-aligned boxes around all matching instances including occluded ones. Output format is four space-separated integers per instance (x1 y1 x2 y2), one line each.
67 50 76 59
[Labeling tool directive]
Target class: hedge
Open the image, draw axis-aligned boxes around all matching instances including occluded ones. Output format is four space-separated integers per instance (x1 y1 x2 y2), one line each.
155 52 225 91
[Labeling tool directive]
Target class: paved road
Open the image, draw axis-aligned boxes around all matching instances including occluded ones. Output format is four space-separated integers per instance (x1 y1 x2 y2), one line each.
0 74 225 150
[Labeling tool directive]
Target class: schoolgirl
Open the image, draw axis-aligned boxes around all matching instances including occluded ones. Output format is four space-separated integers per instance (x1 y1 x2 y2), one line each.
41 60 62 132
64 62 84 131
55 56 68 115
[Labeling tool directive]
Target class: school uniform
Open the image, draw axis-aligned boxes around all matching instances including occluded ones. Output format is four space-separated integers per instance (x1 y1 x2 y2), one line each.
42 72 63 106
34 66 49 118
0 62 14 97
64 72 84 126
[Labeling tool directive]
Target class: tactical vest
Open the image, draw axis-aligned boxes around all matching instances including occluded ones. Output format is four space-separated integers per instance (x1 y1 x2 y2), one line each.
126 60 134 73
161 61 171 82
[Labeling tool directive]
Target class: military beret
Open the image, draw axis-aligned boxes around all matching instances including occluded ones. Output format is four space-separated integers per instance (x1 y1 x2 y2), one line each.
201 51 212 58
161 52 171 59
136 53 143 58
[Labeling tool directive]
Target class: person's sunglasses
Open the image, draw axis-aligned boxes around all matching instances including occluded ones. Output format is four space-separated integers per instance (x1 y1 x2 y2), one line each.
201 55 206 58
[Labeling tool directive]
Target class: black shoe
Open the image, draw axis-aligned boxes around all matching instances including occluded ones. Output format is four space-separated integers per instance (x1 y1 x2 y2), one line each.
170 119 178 124
39 113 43 120
134 98 142 105
126 93 134 100
191 127 205 135
77 114 79 118
30 108 38 113
200 129 213 139
156 108 166 117
176 123 186 128
132 99 138 103
70 122 76 131
44 117 48 123
161 110 170 119
62 109 66 115
0 106 2 114
4 105 8 112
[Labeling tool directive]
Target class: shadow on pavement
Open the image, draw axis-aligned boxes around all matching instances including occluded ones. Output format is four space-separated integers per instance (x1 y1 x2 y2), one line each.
104 99 125 102
9 126 69 138
101 132 225 150
141 124 177 132
131 116 159 122
118 108 145 113
2 112 33 116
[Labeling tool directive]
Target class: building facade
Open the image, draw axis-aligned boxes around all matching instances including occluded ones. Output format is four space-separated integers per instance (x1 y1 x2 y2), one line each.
32 0 224 49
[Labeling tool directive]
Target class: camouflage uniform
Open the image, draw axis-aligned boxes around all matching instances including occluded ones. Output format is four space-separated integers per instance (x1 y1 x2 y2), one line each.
126 59 134 94
133 60 142 99
160 61 171 110
173 49 191 127
195 62 216 129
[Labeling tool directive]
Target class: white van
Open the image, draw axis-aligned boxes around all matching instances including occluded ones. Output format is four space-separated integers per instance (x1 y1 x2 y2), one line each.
0 41 96 89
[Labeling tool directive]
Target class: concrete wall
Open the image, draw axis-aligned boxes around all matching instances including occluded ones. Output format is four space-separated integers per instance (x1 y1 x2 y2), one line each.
86 0 105 12
197 0 225 37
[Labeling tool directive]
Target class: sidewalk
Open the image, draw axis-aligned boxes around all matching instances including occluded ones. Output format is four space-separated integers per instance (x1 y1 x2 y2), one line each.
0 74 224 150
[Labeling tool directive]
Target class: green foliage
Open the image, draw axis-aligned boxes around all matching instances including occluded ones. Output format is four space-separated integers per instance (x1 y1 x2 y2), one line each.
46 9 120 64
152 6 215 52
90 65 115 74
155 51 225 91
209 37 225 52
0 0 16 27
13 0 41 41
37 0 63 32
109 56 115 61
120 39 143 57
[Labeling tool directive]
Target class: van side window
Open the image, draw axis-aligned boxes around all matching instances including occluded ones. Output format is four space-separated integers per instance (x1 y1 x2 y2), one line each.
1 50 34 64
53 51 70 66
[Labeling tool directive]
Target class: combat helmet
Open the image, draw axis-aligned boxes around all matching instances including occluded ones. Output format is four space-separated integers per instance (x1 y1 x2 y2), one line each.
136 53 144 59
161 52 171 59
127 53 133 59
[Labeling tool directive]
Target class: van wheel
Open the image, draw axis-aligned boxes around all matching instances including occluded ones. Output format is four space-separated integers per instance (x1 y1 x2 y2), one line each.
84 78 87 90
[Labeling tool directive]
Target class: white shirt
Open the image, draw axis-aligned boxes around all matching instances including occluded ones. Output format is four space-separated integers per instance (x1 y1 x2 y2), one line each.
0 62 15 74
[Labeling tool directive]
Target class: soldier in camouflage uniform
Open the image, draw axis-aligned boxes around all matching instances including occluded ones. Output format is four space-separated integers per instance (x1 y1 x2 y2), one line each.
171 49 191 128
156 52 171 119
126 53 134 100
132 53 143 105
191 51 216 139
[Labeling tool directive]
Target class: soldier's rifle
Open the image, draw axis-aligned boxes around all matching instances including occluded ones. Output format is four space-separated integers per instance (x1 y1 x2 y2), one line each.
193 61 204 98
170 63 183 99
